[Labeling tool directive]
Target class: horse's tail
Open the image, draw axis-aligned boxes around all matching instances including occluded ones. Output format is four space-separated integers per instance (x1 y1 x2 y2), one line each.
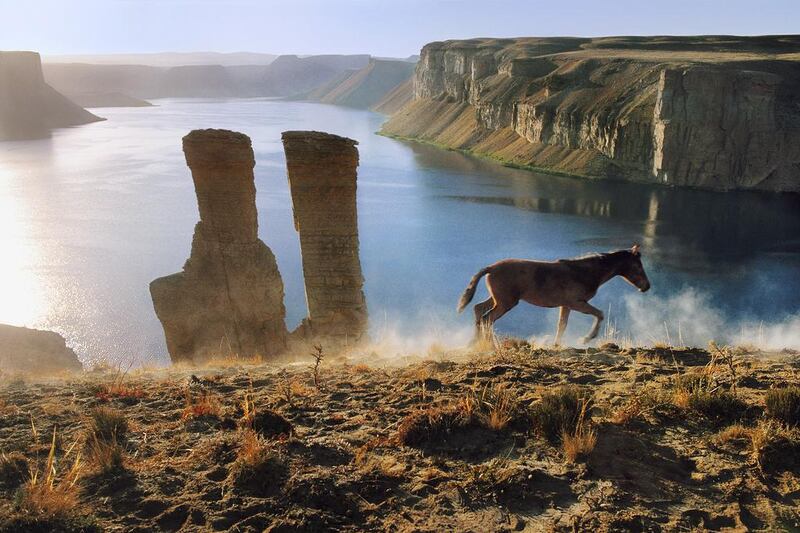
457 267 490 313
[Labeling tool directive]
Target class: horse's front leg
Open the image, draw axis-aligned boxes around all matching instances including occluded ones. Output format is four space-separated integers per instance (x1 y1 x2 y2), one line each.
570 301 604 344
554 306 570 346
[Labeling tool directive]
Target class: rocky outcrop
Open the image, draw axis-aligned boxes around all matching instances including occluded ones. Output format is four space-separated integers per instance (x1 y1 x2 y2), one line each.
381 36 800 192
150 129 287 363
0 51 102 141
307 59 415 110
0 324 83 374
282 131 368 346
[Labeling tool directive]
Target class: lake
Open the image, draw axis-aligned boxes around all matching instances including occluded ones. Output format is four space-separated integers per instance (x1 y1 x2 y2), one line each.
1 98 799 366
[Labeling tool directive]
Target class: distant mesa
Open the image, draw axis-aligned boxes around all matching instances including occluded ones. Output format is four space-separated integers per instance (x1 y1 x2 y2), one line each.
381 35 800 192
0 51 103 141
0 323 83 374
150 129 288 364
42 54 374 100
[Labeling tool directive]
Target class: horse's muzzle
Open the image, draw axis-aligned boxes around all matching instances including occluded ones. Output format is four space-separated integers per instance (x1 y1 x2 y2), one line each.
639 282 651 293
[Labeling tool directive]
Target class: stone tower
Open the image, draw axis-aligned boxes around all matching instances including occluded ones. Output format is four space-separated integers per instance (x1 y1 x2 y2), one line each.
150 129 287 363
282 131 368 346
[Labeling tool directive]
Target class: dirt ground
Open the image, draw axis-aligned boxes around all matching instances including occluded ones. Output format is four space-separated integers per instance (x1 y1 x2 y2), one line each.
1 342 799 532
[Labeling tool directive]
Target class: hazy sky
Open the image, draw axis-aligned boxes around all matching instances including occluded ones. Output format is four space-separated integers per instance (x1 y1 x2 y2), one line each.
2 0 798 58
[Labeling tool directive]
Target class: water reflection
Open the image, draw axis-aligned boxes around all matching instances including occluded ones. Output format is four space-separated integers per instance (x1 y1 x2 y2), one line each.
405 142 800 271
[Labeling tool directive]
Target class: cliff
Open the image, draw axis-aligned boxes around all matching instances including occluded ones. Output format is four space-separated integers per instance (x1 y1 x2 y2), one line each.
307 59 415 110
381 36 800 192
0 51 102 141
0 323 83 374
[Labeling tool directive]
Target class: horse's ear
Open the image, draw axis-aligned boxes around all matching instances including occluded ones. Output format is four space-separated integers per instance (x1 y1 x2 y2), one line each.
631 243 641 256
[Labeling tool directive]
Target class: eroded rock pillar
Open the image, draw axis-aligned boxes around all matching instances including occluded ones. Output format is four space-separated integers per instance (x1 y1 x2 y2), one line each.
282 131 368 346
150 129 287 363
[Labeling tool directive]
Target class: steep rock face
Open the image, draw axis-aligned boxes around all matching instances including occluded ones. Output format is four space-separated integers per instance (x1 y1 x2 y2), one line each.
0 51 102 141
371 77 413 114
307 59 415 109
282 131 368 346
150 129 287 363
0 324 83 374
382 36 800 191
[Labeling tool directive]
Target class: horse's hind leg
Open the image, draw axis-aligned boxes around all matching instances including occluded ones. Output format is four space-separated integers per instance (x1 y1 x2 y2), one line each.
473 298 494 328
569 301 604 343
555 306 570 346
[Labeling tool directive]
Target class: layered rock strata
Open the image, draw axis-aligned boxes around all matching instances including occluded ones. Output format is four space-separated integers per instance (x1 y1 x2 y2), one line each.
0 324 83 374
150 129 287 363
381 36 800 192
0 51 102 141
282 131 368 346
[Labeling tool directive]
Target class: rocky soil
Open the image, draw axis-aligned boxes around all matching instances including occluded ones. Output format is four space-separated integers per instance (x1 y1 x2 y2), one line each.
1 342 799 532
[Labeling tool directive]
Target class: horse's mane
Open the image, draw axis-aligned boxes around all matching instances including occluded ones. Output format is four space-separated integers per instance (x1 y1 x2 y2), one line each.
561 250 630 263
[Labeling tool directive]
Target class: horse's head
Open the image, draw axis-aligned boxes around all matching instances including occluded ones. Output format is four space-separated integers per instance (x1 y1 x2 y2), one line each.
619 244 651 292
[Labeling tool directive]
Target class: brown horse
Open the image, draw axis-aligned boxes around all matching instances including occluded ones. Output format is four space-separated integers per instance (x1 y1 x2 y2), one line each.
457 245 651 344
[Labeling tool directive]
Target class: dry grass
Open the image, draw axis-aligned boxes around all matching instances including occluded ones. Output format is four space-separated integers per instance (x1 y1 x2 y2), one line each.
18 428 82 517
84 407 127 473
95 381 146 402
181 389 222 420
0 452 29 490
226 429 288 495
765 386 800 426
531 385 593 443
562 401 597 463
352 363 372 373
612 386 667 425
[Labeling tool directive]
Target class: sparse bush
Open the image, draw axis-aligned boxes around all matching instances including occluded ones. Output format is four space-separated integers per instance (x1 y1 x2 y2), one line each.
0 452 29 490
612 386 668 425
88 407 128 442
85 433 124 474
226 429 288 496
182 389 222 420
765 386 800 426
562 401 596 463
396 404 466 447
18 429 82 519
396 384 522 447
749 421 800 473
672 369 747 422
85 407 127 473
531 385 592 443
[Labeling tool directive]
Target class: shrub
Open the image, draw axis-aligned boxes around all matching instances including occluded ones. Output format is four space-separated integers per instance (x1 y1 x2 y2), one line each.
0 452 29 490
226 429 288 496
18 429 82 518
182 389 222 420
562 401 596 463
88 407 128 442
765 386 800 426
531 385 592 443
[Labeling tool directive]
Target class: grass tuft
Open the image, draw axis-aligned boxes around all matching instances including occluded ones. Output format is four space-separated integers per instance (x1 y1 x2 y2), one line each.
765 386 800 426
531 385 593 444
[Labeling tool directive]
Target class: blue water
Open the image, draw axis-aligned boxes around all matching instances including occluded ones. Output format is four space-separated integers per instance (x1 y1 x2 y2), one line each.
1 98 798 365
